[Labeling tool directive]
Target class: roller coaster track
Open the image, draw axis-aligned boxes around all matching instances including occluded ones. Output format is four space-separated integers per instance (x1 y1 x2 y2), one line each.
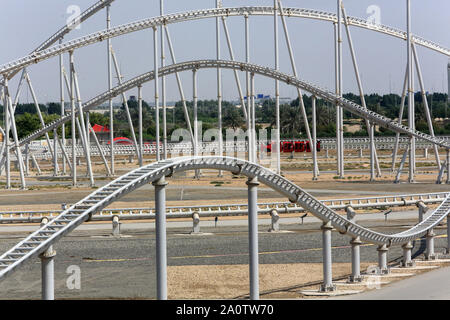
22 136 450 161
5 0 115 80
0 6 449 77
18 60 450 151
0 156 448 281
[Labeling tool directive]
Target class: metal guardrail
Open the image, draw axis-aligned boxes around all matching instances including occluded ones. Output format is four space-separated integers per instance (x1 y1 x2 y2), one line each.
20 136 450 161
1 191 447 224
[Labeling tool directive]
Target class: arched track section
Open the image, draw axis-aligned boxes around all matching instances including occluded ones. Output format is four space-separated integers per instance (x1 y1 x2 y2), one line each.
6 0 115 80
0 156 449 281
0 6 449 75
19 60 450 150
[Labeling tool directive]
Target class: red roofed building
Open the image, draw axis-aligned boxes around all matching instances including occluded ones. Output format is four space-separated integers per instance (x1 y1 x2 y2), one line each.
90 124 110 143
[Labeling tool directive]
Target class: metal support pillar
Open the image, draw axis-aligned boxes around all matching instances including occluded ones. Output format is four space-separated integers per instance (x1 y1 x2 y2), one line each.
25 143 30 176
312 95 318 180
412 43 441 171
369 122 375 181
274 0 280 174
320 221 336 291
153 26 160 162
341 4 381 177
377 244 389 274
245 13 250 161
394 147 409 184
346 206 362 282
216 0 223 176
407 0 415 183
107 4 114 176
153 176 168 300
53 127 58 176
278 1 315 174
69 51 76 186
59 38 66 175
3 78 10 189
40 218 55 300
161 0 167 160
163 26 194 143
193 68 200 179
221 16 247 120
138 85 143 167
447 215 450 254
447 150 450 184
247 177 260 300
416 201 428 223
425 229 437 260
110 50 140 161
392 66 409 172
4 79 27 189
402 242 414 267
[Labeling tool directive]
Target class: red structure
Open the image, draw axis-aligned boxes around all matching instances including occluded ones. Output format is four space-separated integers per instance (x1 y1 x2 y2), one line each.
264 141 321 153
107 137 133 145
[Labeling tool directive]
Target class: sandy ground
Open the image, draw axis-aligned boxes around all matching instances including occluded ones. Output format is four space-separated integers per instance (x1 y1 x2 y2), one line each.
167 259 450 299
166 262 372 299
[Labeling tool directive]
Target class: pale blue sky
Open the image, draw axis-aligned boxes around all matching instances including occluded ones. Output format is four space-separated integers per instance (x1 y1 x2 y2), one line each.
1 0 449 104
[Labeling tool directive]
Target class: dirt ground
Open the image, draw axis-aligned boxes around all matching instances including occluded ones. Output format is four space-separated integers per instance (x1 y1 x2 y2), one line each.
166 262 371 299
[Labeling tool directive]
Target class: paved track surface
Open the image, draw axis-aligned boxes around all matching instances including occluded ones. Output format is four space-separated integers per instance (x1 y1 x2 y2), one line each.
335 265 450 300
0 217 446 299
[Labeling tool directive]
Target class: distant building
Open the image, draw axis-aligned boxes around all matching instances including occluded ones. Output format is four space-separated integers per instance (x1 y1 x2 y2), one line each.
129 95 137 102
91 124 110 143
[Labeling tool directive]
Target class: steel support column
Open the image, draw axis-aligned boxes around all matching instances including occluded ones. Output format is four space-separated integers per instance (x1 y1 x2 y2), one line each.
274 0 280 174
153 176 168 300
107 4 114 176
216 0 223 175
425 229 437 260
369 122 375 181
161 0 167 160
153 26 160 162
40 218 55 300
402 242 414 267
320 221 335 291
247 177 260 300
70 51 76 186
377 244 389 274
312 95 318 180
138 85 143 167
59 38 66 175
407 0 415 183
447 215 450 254
346 206 362 282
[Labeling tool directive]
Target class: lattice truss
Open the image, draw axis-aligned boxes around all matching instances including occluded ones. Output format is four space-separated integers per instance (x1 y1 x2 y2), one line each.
0 0 449 189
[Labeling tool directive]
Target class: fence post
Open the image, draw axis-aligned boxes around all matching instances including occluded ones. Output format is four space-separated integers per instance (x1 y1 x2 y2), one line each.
112 215 121 236
191 212 200 234
268 209 279 232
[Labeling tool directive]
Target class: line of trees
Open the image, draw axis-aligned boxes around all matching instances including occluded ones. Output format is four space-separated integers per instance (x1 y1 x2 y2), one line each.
0 91 448 141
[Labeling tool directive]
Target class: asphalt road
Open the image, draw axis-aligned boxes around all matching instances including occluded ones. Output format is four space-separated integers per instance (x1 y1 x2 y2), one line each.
337 265 450 300
0 218 447 300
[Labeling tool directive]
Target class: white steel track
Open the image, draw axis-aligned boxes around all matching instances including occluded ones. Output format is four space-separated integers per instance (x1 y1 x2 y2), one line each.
0 156 449 282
